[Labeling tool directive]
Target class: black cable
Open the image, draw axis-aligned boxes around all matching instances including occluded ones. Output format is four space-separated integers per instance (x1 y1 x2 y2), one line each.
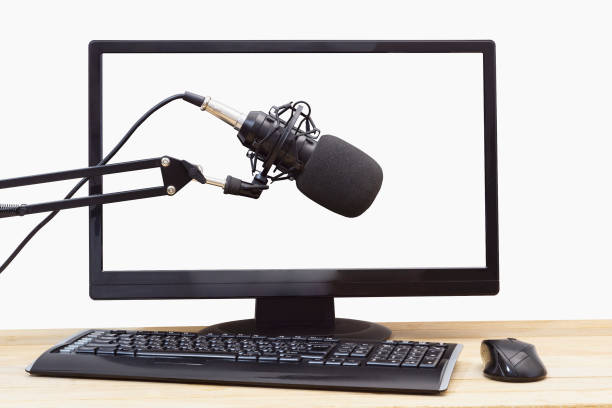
0 93 186 275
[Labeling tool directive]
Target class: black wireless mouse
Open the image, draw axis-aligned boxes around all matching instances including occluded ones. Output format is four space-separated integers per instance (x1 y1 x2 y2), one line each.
481 338 547 382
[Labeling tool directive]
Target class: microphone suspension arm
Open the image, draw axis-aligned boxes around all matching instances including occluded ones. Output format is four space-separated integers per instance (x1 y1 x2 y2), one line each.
0 156 206 218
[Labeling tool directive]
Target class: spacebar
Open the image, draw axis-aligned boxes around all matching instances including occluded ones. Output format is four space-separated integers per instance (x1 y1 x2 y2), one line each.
137 351 237 360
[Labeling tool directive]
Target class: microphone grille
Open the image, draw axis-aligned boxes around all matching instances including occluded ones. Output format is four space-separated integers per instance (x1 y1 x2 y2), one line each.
296 135 383 217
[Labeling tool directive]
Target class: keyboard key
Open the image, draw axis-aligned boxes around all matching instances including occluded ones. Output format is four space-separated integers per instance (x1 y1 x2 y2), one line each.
258 354 278 362
279 354 301 362
419 355 442 368
310 344 332 352
237 355 258 361
401 356 423 367
342 359 361 366
307 359 325 365
96 347 117 355
350 344 373 357
325 358 344 365
116 347 136 356
88 341 116 347
75 346 97 354
301 353 328 359
292 336 307 341
137 351 236 360
367 359 402 367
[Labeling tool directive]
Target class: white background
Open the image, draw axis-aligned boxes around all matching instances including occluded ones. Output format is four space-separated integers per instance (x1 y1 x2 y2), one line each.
102 52 485 270
0 0 610 329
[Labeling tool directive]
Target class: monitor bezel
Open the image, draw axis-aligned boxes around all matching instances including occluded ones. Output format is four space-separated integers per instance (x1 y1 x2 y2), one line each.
88 40 498 299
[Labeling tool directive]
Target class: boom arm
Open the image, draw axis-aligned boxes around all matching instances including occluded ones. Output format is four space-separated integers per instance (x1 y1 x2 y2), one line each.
0 156 206 218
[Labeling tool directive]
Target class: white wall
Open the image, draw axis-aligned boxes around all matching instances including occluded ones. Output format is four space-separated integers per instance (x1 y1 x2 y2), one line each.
0 0 610 329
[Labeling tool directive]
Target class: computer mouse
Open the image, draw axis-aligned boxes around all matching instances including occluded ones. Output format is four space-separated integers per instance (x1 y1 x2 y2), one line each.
481 338 547 382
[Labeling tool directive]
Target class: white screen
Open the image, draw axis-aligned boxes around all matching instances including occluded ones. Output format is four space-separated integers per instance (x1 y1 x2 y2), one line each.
101 53 485 270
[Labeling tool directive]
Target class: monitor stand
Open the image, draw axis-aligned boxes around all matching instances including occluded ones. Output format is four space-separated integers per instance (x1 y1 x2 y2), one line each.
202 297 391 341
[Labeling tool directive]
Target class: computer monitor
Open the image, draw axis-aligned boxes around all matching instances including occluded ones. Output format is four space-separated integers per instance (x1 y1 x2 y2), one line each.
88 40 498 340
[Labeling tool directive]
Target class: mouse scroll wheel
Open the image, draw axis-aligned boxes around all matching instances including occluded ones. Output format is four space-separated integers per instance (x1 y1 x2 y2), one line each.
480 343 491 364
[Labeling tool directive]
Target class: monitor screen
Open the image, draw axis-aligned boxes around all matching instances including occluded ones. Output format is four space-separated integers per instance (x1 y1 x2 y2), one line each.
88 41 498 299
101 52 485 270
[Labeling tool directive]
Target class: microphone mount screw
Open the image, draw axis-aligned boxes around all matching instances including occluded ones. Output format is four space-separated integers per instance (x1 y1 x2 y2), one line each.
161 157 171 167
166 185 176 196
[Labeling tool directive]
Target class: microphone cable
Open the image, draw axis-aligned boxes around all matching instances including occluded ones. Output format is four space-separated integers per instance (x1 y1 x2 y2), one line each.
0 93 187 275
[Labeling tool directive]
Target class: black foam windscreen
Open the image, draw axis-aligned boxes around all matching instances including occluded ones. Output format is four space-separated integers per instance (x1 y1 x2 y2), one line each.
295 135 383 217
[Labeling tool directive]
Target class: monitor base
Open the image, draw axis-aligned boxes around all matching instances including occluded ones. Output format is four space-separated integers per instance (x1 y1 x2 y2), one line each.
202 318 391 340
201 297 391 341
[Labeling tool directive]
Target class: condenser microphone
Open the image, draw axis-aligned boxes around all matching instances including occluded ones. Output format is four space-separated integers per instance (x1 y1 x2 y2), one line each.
182 92 383 218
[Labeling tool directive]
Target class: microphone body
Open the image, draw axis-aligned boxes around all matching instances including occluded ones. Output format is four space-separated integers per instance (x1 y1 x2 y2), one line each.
238 111 317 177
187 92 383 217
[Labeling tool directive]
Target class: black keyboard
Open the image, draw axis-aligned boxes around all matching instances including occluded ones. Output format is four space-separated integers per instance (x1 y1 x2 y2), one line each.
26 329 462 393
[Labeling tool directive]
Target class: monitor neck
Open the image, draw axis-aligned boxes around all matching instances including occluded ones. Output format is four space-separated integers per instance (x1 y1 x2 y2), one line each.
201 297 391 341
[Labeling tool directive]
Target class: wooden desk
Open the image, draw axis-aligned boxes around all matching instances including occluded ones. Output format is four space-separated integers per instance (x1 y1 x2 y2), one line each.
1 320 611 408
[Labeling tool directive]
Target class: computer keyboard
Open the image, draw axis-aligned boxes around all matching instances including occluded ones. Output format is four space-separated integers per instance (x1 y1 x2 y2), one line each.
26 329 463 393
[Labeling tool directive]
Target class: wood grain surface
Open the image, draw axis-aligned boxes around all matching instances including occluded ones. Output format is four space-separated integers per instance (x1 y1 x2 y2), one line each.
1 320 611 408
